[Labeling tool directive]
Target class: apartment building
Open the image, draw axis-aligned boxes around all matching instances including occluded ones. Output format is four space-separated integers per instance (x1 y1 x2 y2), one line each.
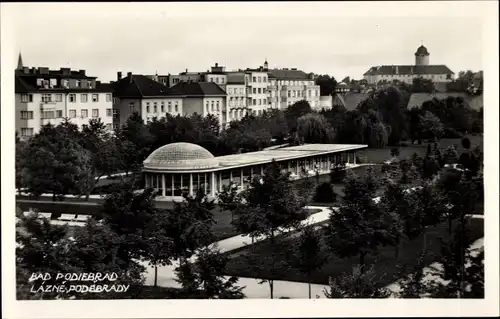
363 44 455 85
205 63 227 91
268 68 320 109
113 72 227 127
226 72 249 121
15 55 113 138
245 65 270 115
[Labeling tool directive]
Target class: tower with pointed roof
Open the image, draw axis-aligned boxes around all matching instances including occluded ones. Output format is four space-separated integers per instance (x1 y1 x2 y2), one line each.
263 58 268 70
415 44 430 66
17 52 24 70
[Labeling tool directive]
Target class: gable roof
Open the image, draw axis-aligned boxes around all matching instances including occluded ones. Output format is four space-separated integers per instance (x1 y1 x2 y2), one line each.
169 82 227 97
268 69 310 80
113 74 171 98
332 93 370 111
364 65 454 76
407 92 483 110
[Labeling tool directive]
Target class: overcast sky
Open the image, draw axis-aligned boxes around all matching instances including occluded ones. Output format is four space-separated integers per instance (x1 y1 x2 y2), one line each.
4 2 487 82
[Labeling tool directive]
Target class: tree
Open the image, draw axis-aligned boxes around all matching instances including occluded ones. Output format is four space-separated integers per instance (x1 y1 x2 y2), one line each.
297 113 335 143
78 118 122 200
19 122 91 200
442 145 459 165
16 212 72 300
461 137 471 150
315 74 338 96
412 77 435 93
285 100 313 133
325 168 399 271
329 161 346 184
217 181 242 222
175 246 245 299
313 182 336 203
390 147 400 158
324 265 391 298
288 225 327 298
233 160 305 298
419 111 444 141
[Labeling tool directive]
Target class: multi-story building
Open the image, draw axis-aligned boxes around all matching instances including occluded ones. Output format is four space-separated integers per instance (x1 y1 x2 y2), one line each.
226 72 249 122
205 63 228 91
15 54 114 138
113 72 227 127
244 63 270 115
268 68 320 109
363 44 455 85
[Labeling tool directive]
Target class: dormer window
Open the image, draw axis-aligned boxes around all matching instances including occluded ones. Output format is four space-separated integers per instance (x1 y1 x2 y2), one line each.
76 80 81 88
62 80 69 88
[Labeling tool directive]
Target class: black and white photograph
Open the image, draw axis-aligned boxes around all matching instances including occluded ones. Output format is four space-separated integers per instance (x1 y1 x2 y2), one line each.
1 1 498 318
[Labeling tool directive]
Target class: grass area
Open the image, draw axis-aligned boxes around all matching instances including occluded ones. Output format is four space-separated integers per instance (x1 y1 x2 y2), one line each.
358 135 483 165
222 218 484 288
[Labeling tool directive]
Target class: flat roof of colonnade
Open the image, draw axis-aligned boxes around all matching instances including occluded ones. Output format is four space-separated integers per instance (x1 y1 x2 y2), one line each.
143 143 368 173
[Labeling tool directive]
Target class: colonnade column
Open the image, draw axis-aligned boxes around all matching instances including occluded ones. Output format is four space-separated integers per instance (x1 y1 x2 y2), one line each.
230 170 233 182
211 172 216 197
241 169 244 188
353 152 356 165
219 173 222 192
189 173 193 197
162 174 166 197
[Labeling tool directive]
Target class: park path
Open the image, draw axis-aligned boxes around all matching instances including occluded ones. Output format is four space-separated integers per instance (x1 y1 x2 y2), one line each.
141 209 484 299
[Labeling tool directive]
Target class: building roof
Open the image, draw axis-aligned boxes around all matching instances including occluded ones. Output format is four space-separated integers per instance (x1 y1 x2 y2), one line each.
226 72 246 84
113 74 171 98
168 82 227 96
363 65 454 76
15 74 112 94
333 93 370 111
407 92 483 110
415 45 430 56
268 69 310 80
15 68 96 79
143 143 367 172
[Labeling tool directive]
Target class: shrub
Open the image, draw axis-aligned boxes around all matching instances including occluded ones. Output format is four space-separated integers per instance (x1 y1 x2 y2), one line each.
355 155 363 164
329 163 346 183
390 147 400 157
313 182 337 203
443 128 463 139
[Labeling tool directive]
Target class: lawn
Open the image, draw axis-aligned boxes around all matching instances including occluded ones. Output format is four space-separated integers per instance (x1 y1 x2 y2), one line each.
221 218 484 288
357 135 483 164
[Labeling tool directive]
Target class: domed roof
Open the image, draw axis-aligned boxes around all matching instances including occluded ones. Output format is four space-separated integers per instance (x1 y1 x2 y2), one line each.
143 142 219 171
415 45 429 56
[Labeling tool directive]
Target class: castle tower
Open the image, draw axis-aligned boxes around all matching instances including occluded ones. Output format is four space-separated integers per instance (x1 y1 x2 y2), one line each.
415 44 430 66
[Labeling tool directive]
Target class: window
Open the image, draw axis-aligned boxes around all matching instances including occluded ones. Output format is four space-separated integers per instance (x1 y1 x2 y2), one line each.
20 111 33 119
129 102 135 112
258 88 261 94
216 78 219 84
263 77 267 83
308 90 311 97
76 80 81 88
252 76 256 82
56 110 63 118
153 102 157 113
216 101 220 111
21 94 29 102
81 94 88 103
161 101 165 112
258 76 261 83
106 108 112 117
113 97 119 104
221 78 225 84
146 102 150 113
55 94 62 102
106 124 112 131
62 80 69 88
92 94 99 102
315 90 319 97
69 109 76 118
210 78 214 82
42 94 52 103
112 124 119 130
253 88 256 94
253 99 256 106
68 94 76 103
174 102 178 113
211 101 214 111
20 128 34 137
287 91 291 98
92 109 99 118
113 109 118 118
206 102 210 113
168 101 172 112
106 94 112 102
81 109 88 118
41 111 55 119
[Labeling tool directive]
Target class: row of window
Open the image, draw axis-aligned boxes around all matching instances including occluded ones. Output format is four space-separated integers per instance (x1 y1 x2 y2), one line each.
287 89 319 98
230 109 248 118
20 123 116 137
145 101 179 113
209 77 225 84
251 76 268 83
252 98 269 106
228 97 245 107
34 108 115 120
276 80 315 86
206 100 221 113
251 87 268 94
21 93 112 103
227 87 245 95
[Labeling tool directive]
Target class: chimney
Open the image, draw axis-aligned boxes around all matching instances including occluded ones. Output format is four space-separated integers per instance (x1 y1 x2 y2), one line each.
79 69 86 76
185 68 188 73
127 72 133 83
23 67 29 74
215 63 218 67
117 71 122 80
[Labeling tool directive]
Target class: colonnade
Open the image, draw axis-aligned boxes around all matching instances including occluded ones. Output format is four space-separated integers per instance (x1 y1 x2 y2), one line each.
144 151 357 199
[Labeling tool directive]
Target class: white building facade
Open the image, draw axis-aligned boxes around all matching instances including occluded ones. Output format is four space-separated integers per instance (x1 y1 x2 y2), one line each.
15 61 113 137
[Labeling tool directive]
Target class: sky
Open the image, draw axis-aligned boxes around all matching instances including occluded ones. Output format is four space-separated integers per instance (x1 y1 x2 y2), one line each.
4 2 486 83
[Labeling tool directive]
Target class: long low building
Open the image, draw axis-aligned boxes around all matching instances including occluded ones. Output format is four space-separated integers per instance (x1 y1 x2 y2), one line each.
143 142 367 201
